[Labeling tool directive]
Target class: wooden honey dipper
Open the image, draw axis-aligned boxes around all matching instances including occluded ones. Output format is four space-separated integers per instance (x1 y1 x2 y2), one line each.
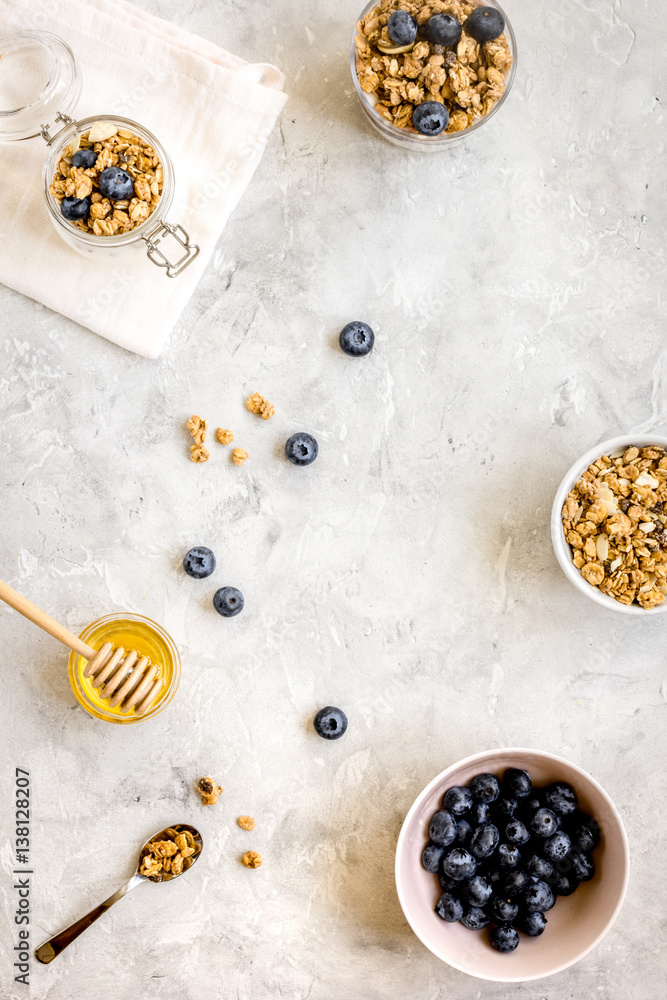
0 580 163 716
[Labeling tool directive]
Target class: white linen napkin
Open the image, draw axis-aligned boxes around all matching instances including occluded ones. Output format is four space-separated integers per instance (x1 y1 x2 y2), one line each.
0 0 287 358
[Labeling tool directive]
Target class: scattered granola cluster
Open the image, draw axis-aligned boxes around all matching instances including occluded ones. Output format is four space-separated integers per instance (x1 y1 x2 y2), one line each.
354 0 512 134
187 414 209 463
232 448 249 466
246 393 275 421
238 815 255 831
561 445 667 609
196 776 223 805
50 122 163 235
242 851 262 869
140 828 198 880
216 428 234 445
187 395 274 464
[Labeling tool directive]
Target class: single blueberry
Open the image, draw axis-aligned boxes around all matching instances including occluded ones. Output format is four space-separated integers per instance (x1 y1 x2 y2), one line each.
442 847 477 881
543 830 571 862
435 892 463 922
524 854 554 879
569 814 600 853
465 5 505 42
470 822 500 860
490 896 518 923
182 546 216 579
339 321 375 357
387 9 418 46
501 869 533 896
213 586 244 617
516 910 547 936
522 879 555 913
505 819 530 845
463 875 492 908
492 796 518 821
60 196 91 221
552 871 580 896
71 148 97 169
569 852 595 881
456 818 473 847
313 705 347 740
412 101 449 136
429 810 457 847
460 906 489 931
497 843 521 868
99 165 134 201
421 843 446 874
489 924 520 953
545 781 577 817
469 773 500 804
285 432 318 466
443 785 473 816
529 807 560 838
424 13 462 46
471 802 490 825
438 871 460 892
503 767 532 799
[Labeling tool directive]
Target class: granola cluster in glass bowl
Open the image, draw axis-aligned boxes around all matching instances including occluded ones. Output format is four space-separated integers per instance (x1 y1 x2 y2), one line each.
352 0 515 147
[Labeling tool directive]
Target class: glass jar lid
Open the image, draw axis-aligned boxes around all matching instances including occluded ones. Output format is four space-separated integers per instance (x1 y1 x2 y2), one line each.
0 30 80 142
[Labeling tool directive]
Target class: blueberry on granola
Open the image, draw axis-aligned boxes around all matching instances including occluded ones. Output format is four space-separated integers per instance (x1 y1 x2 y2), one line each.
465 5 505 42
99 165 134 201
71 148 97 169
387 9 418 46
339 321 375 357
183 546 216 579
213 586 244 618
60 196 91 221
412 101 450 136
424 13 462 46
285 432 318 466
313 705 348 740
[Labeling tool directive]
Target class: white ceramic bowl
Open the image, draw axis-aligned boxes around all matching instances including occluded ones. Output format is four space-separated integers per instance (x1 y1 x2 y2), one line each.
395 748 629 983
551 434 667 616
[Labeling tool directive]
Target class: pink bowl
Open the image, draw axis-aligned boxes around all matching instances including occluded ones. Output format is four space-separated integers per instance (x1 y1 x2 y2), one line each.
395 748 629 982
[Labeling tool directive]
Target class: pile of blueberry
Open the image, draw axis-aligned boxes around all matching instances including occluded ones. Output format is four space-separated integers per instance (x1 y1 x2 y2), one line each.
422 768 600 953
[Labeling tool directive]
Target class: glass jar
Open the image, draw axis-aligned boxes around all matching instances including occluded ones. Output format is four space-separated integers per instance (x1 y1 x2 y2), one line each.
0 30 199 276
350 0 517 151
68 613 181 725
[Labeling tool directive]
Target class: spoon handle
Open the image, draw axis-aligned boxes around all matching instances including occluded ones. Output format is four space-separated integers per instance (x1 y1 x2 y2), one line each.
35 873 146 963
0 578 95 658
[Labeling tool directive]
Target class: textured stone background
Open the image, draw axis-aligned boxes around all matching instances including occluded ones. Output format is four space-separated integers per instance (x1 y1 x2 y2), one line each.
1 0 666 998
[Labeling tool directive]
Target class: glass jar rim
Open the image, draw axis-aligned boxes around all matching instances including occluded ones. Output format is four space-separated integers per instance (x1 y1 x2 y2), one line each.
0 30 80 142
42 114 174 244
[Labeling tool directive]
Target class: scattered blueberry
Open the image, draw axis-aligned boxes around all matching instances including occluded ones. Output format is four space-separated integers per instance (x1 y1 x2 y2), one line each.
529 807 560 838
421 843 446 874
569 814 600 853
490 896 519 923
455 818 473 846
524 853 554 879
435 892 463 922
313 705 347 740
285 432 318 466
522 879 556 913
543 830 572 863
489 924 520 953
463 875 492 908
460 906 489 931
569 852 595 882
496 843 521 868
503 768 532 799
71 148 97 169
443 785 473 816
213 586 244 617
442 847 477 881
387 9 418 46
429 810 457 847
504 819 530 845
99 165 134 201
60 196 91 221
469 773 500 804
412 101 449 136
516 911 547 936
182 546 216 579
470 823 500 859
465 5 505 42
339 321 375 357
544 782 577 817
424 13 462 46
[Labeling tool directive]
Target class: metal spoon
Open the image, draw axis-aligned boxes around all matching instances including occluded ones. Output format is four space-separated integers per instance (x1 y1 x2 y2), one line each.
35 823 203 964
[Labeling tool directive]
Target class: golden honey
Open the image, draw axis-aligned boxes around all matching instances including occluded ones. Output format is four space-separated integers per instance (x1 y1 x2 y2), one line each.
68 613 180 724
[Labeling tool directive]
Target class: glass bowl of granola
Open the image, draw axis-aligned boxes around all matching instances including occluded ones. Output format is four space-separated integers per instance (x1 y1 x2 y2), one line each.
551 435 667 616
351 0 516 150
